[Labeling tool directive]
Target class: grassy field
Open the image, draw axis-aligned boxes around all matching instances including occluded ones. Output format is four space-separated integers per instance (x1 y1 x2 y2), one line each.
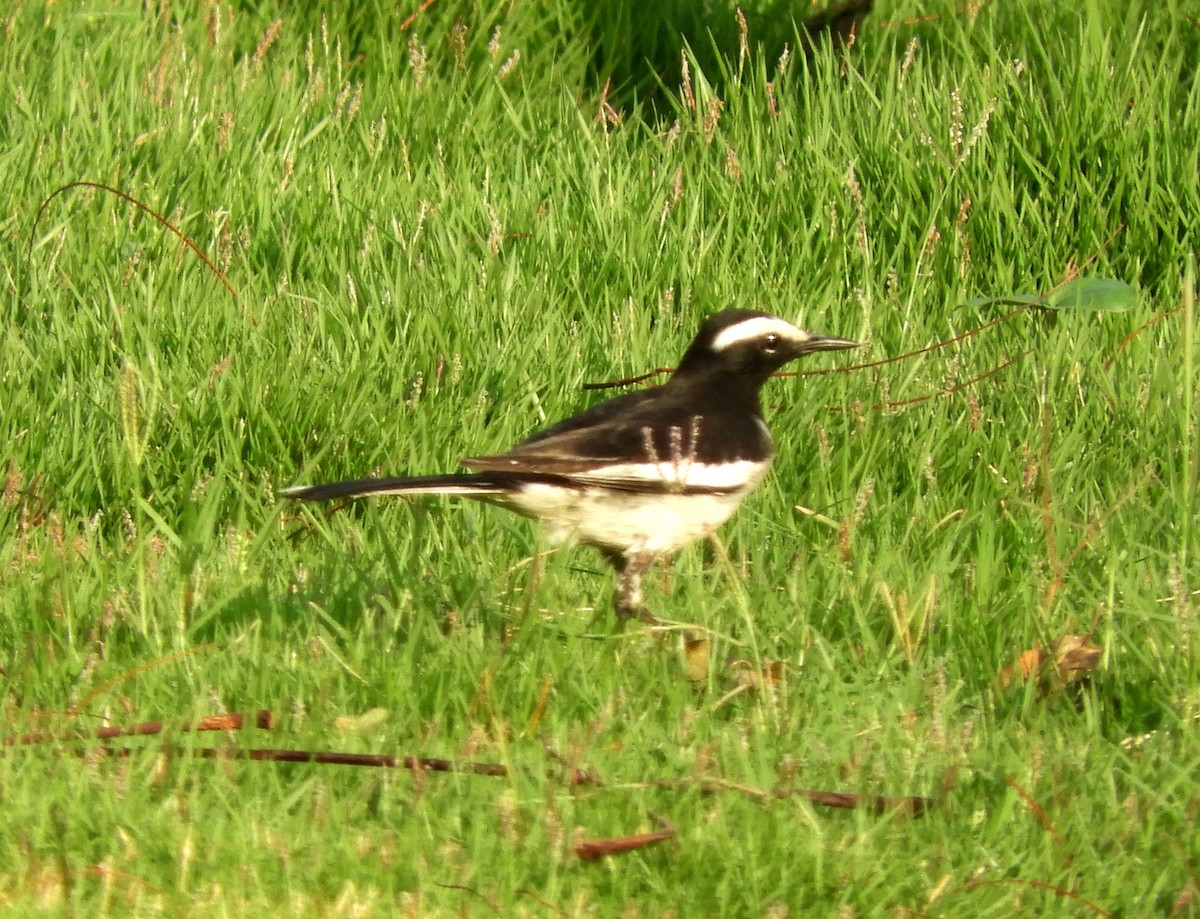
3 0 1199 914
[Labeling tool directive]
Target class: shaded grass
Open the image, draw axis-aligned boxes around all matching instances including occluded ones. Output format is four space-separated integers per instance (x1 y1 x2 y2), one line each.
3 0 1200 915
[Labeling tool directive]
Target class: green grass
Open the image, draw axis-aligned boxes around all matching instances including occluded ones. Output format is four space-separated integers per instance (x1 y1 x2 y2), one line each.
3 0 1199 914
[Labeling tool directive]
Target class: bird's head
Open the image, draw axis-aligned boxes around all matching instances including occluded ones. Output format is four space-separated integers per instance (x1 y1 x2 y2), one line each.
674 309 858 385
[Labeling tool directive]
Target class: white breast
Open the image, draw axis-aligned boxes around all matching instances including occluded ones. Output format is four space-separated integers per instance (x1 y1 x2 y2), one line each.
496 462 769 557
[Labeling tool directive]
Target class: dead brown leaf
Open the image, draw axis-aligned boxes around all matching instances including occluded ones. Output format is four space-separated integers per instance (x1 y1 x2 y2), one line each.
998 634 1101 695
682 637 709 682
732 658 785 690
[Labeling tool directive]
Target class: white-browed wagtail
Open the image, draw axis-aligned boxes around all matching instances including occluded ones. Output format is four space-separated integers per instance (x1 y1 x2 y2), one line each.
285 309 856 620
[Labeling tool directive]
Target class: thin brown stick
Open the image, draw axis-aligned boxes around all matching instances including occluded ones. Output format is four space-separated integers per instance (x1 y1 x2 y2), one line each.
1062 466 1155 568
30 181 238 298
788 787 930 814
71 742 511 775
139 744 592 784
962 878 1114 918
435 883 500 914
21 712 926 813
180 746 511 775
785 305 1033 379
3 710 272 747
791 220 1122 378
583 302 1028 393
575 813 677 861
399 0 438 30
1103 301 1184 370
68 642 218 715
583 224 1123 393
1075 223 1127 274
645 777 932 815
581 367 675 391
517 888 570 916
824 352 1024 413
61 741 924 813
1003 775 1062 843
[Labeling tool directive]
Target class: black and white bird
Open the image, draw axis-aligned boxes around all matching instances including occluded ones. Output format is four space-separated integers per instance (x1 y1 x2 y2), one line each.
285 309 856 621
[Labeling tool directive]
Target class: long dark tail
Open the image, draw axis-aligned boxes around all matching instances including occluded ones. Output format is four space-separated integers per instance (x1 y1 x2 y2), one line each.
282 473 509 503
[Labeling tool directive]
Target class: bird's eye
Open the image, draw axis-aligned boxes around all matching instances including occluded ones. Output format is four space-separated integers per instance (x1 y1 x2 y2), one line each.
763 334 780 354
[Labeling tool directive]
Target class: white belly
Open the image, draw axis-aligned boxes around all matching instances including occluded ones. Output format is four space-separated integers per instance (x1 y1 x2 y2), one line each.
496 482 757 558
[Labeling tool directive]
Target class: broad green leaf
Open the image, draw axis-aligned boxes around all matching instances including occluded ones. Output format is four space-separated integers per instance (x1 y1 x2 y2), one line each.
966 278 1136 312
1043 277 1137 311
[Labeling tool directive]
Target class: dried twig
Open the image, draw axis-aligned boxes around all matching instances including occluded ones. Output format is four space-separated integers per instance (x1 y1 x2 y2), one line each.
575 812 677 861
642 777 932 815
581 305 1029 392
11 712 928 814
3 710 272 748
69 643 219 716
785 304 1032 380
435 883 500 914
517 888 570 915
824 352 1025 413
171 746 511 775
1003 775 1062 843
29 181 238 298
399 0 438 31
962 878 1114 918
582 367 675 391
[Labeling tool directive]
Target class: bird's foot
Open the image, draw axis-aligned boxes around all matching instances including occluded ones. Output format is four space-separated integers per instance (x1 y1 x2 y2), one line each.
613 601 662 627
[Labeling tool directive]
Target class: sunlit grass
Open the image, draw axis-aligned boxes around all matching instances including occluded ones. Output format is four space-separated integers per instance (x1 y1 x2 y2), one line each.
2 0 1199 914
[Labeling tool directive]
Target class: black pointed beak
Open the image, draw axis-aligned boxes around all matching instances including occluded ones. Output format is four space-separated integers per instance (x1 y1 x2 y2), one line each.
801 334 859 354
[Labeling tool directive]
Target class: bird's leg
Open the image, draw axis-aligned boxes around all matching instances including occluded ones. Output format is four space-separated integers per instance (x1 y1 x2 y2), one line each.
515 548 545 623
604 551 658 623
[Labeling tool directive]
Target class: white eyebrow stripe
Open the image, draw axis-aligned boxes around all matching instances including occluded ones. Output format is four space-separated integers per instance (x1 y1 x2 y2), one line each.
710 316 812 352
